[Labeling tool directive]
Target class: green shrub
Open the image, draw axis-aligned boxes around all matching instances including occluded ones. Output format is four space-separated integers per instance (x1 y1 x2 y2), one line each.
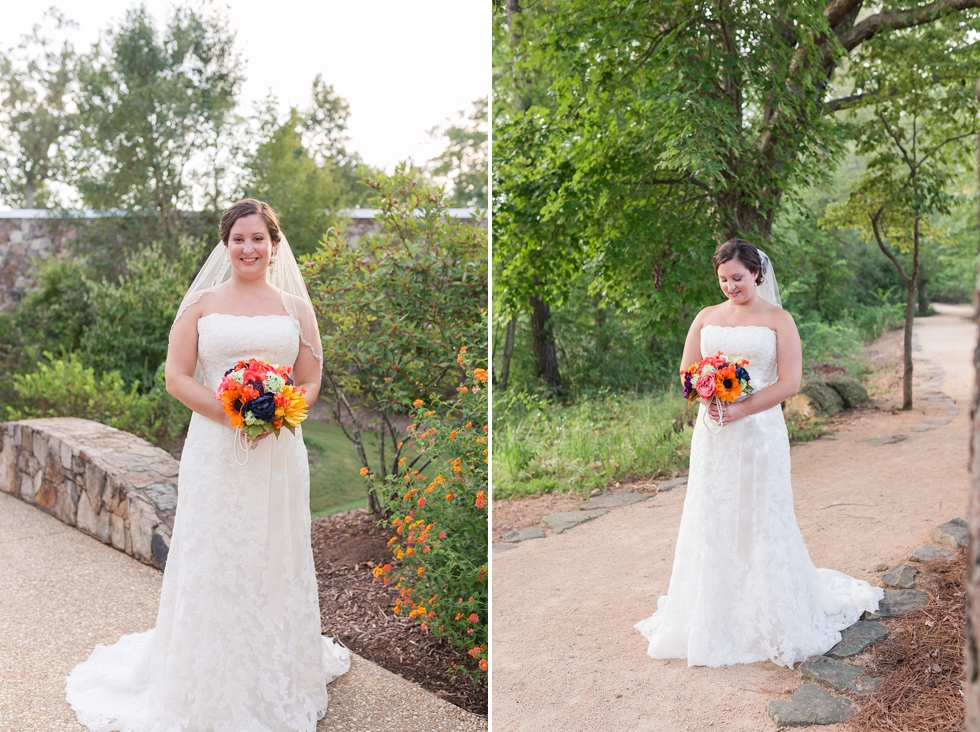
82 238 201 392
7 355 190 451
493 389 693 499
370 350 488 683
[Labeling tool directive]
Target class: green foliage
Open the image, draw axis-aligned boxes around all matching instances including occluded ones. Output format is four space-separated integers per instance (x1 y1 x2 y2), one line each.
7 355 189 450
0 9 77 208
304 170 488 504
82 239 202 391
493 389 693 498
74 4 242 234
303 421 382 516
428 97 488 209
243 109 347 257
370 361 488 682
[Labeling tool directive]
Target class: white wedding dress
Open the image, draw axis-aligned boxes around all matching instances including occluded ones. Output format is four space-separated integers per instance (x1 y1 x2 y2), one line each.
635 325 882 668
66 314 350 732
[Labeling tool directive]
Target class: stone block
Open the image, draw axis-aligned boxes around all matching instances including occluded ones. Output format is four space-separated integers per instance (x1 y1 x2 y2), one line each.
910 544 954 564
658 476 688 492
801 382 844 415
784 393 817 419
826 377 869 409
16 448 39 476
579 491 651 510
60 441 72 469
32 433 48 466
542 509 608 534
493 543 518 554
109 513 126 550
881 563 918 589
799 655 882 696
128 494 158 564
877 589 928 618
932 518 968 550
502 527 546 543
84 461 106 507
102 473 130 513
826 621 888 659
43 448 63 484
52 479 79 525
151 525 171 570
766 684 854 727
35 480 57 512
20 473 35 502
76 490 100 538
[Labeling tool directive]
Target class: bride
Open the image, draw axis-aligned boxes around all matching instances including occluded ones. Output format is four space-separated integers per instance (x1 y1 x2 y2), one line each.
66 199 350 730
635 238 882 669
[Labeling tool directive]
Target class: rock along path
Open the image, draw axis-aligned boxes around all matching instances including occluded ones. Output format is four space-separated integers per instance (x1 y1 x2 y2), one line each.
0 486 485 732
491 304 975 732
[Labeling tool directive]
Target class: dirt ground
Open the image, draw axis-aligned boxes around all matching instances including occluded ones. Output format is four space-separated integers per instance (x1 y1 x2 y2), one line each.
490 303 975 732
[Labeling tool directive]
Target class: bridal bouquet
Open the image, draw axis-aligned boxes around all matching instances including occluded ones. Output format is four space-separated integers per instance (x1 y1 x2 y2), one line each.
681 352 753 405
217 359 309 440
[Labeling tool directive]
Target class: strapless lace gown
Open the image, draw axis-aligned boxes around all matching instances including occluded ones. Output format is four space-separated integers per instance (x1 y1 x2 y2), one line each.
635 325 882 668
66 314 350 732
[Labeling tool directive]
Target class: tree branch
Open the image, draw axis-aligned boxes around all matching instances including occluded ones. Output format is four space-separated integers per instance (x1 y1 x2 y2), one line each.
825 0 866 31
877 112 917 174
870 208 910 285
837 0 980 53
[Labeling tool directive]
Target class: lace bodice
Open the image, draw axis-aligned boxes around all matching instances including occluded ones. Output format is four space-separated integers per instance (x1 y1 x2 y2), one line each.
701 325 778 390
197 314 300 390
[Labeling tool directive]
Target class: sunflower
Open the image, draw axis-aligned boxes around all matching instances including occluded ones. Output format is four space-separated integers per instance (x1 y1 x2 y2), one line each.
715 364 742 402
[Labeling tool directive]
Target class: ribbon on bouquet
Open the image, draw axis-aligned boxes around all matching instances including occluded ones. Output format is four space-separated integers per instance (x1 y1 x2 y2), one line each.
735 412 769 563
266 434 305 629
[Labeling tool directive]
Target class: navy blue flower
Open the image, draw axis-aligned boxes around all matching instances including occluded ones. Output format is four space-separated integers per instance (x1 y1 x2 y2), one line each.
735 365 749 382
243 393 276 422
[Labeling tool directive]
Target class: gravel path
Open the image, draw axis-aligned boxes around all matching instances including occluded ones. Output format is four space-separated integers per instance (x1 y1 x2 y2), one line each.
0 490 486 732
491 304 975 731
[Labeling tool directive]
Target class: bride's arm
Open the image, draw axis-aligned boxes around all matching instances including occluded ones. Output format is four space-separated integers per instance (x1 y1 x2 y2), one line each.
679 308 710 382
724 309 802 422
165 306 228 425
290 297 322 406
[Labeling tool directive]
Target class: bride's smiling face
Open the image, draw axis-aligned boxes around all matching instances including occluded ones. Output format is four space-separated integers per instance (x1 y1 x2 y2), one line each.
226 213 277 277
716 258 759 305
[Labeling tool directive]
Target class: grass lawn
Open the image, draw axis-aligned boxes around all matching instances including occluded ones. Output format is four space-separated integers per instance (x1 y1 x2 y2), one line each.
303 420 379 517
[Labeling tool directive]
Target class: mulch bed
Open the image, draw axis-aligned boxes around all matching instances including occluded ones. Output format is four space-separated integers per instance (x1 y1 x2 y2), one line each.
310 509 488 717
849 550 966 732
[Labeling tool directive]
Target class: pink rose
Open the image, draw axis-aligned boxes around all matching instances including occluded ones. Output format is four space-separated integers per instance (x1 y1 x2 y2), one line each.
695 372 716 399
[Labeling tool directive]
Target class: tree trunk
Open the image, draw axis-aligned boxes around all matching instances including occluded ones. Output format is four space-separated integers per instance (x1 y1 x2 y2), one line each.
967 259 980 730
900 217 921 411
917 274 929 315
965 109 980 731
497 317 517 391
529 294 563 394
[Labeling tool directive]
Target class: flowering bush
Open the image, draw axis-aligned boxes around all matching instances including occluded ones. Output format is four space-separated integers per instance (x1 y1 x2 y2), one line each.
370 348 488 683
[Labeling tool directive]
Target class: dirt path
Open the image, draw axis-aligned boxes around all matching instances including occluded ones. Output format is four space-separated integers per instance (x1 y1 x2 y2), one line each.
490 304 975 732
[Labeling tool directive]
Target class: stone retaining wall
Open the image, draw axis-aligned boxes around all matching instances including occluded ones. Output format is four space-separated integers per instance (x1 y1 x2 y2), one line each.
0 418 177 570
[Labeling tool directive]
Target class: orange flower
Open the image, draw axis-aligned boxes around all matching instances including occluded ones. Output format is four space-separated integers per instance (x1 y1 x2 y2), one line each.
413 399 424 407
468 647 480 658
475 491 486 509
473 368 488 383
714 365 742 403
359 467 369 476
468 613 479 623
479 659 488 672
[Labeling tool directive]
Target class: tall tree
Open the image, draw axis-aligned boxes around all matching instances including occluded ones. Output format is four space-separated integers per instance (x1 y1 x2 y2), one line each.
0 10 78 208
428 96 489 209
824 14 979 409
74 3 243 239
494 0 980 368
243 108 348 257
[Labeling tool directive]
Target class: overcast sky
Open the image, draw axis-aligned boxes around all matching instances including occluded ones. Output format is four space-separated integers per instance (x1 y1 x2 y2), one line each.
0 1 490 170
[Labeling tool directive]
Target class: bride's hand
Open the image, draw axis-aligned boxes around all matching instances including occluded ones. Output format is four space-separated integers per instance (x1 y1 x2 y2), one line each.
700 398 745 425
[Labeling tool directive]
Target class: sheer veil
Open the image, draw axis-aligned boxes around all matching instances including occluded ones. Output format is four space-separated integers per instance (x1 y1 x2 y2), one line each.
756 250 782 309
170 234 322 369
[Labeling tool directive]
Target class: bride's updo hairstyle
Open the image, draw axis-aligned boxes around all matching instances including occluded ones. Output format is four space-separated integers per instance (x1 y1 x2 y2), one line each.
219 199 282 245
713 237 765 285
